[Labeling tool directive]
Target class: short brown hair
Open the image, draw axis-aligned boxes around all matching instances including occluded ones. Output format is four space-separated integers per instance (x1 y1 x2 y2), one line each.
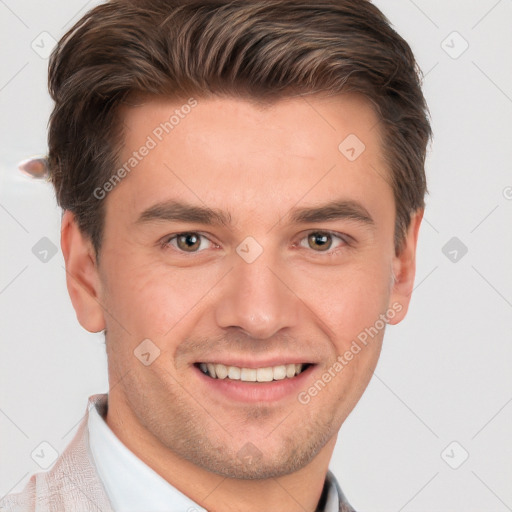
48 0 431 256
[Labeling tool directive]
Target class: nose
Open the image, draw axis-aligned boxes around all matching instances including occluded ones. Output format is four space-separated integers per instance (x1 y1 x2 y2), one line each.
214 252 300 339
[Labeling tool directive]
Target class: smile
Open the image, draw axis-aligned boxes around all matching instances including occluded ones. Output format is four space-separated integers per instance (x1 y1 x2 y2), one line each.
196 362 311 382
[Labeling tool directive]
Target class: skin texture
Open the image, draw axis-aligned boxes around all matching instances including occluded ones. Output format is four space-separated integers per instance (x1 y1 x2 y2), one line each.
61 93 423 512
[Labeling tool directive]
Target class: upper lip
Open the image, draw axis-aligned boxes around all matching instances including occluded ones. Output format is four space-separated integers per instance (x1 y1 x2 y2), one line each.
195 356 315 368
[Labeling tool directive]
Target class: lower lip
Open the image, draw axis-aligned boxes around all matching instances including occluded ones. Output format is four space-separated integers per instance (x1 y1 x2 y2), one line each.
194 364 315 403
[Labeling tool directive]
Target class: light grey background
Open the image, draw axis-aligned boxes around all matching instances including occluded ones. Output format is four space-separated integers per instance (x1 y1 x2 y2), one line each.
1 1 511 510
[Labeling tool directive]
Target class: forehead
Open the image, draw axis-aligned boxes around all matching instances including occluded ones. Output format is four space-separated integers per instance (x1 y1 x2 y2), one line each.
109 93 392 226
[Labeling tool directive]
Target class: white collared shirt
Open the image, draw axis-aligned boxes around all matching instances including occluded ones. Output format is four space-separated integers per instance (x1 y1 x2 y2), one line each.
87 398 340 512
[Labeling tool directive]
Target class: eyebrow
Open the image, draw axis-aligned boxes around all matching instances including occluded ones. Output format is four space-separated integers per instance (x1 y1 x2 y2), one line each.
287 199 375 226
136 201 232 227
135 199 375 228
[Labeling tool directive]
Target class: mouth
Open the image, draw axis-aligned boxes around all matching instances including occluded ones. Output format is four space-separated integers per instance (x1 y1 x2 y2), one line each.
192 358 317 403
194 362 313 382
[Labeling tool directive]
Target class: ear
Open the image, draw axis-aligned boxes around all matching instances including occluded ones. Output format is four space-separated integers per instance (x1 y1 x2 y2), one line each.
387 209 424 325
61 210 106 333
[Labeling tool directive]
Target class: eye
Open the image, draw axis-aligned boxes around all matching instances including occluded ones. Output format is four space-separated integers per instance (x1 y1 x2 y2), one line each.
164 232 214 253
299 231 348 252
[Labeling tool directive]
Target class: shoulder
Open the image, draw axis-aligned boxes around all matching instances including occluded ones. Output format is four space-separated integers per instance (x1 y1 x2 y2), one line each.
0 476 35 511
0 394 112 512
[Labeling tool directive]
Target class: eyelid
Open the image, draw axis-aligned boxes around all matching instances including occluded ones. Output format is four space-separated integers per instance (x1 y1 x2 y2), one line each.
160 229 353 254
296 230 353 252
161 231 217 253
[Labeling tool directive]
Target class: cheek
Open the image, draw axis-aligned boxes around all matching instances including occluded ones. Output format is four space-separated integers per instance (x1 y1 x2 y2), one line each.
294 259 393 349
101 255 225 338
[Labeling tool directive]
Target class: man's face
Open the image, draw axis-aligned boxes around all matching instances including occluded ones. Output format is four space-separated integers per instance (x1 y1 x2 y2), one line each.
80 93 417 478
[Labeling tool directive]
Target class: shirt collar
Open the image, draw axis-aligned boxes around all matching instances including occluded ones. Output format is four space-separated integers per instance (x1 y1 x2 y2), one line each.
87 394 341 512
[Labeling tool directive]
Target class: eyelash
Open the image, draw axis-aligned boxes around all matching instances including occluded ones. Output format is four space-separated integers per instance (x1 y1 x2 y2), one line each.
296 231 352 255
160 230 353 256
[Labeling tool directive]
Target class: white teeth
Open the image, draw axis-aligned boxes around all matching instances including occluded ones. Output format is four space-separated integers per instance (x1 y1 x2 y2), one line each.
273 365 287 380
256 367 274 382
199 362 308 381
286 363 296 378
240 367 257 382
228 366 241 380
215 363 228 379
207 363 216 378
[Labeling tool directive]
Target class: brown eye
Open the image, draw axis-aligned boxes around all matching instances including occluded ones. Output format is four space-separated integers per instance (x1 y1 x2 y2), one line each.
175 233 203 252
298 231 348 253
307 232 332 251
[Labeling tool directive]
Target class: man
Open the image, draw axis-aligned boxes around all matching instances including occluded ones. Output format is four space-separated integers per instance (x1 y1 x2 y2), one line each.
1 0 431 510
